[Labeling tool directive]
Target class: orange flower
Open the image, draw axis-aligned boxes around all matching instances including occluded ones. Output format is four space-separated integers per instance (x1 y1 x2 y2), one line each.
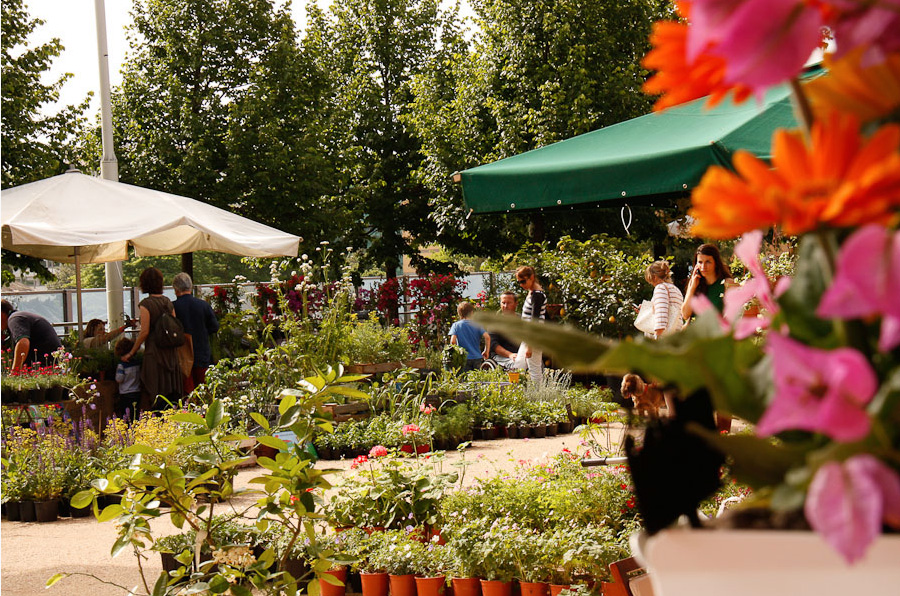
690 112 900 238
642 6 751 112
805 49 900 124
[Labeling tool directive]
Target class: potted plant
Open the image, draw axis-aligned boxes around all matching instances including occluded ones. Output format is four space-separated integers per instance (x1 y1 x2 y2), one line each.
414 542 449 596
348 529 390 596
472 520 518 596
511 530 551 596
367 530 426 596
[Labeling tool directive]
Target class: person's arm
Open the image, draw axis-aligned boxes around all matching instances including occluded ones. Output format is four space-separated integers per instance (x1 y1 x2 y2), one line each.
123 305 151 362
12 337 31 370
450 334 458 345
98 323 128 345
482 331 491 360
682 268 702 320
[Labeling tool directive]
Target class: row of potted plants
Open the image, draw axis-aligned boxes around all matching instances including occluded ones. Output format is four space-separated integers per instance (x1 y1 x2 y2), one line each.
0 409 241 523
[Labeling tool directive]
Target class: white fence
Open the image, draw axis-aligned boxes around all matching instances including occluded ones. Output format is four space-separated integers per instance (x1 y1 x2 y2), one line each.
0 271 512 337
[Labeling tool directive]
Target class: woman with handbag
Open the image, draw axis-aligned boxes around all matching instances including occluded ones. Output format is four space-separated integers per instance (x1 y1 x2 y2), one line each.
644 261 684 339
121 267 183 409
634 261 684 416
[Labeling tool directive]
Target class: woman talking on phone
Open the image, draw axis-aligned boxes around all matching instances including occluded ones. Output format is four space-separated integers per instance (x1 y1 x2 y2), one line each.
681 243 734 320
681 243 735 432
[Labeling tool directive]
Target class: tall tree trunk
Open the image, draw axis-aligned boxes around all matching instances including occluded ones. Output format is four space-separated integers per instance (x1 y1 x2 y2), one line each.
181 253 194 284
529 213 545 243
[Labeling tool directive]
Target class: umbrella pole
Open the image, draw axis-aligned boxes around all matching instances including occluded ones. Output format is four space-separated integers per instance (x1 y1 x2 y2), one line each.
74 247 84 337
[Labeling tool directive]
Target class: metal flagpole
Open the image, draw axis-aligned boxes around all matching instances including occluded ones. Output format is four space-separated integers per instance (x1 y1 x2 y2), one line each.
94 0 126 328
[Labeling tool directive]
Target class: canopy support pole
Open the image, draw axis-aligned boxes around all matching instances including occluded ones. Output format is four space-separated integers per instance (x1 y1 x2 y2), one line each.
95 0 125 328
74 247 84 337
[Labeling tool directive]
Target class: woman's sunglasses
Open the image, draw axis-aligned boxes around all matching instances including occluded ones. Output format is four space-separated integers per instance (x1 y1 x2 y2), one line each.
516 278 528 285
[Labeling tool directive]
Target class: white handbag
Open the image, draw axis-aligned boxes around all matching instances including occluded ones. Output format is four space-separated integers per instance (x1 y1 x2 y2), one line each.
634 300 656 335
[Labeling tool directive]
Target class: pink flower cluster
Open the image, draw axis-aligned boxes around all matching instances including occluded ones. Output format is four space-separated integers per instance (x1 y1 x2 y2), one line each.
687 0 900 96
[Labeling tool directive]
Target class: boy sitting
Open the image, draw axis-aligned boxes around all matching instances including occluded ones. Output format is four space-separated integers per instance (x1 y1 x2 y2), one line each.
448 302 491 372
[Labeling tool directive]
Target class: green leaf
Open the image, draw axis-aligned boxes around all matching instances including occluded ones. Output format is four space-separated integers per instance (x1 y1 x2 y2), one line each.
250 412 270 431
775 235 836 347
45 573 68 587
70 490 94 509
229 585 253 596
206 400 224 430
97 504 124 522
208 575 231 594
110 533 131 558
472 313 609 372
256 435 289 451
279 393 298 415
170 412 207 426
152 573 168 596
124 444 157 455
688 423 809 488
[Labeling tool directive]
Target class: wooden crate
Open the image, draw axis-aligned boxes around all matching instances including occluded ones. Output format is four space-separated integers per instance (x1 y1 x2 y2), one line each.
346 357 428 374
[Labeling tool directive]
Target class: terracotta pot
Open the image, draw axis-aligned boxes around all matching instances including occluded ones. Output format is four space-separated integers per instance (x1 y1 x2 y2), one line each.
34 499 59 523
416 576 447 596
360 572 389 596
546 423 558 437
518 425 532 439
452 577 481 596
532 424 547 438
558 421 573 434
480 580 512 596
507 425 519 439
519 582 549 596
321 567 348 596
389 574 417 596
549 585 570 596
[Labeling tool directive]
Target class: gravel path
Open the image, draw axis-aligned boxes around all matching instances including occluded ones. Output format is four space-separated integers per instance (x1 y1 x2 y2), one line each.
1 426 629 596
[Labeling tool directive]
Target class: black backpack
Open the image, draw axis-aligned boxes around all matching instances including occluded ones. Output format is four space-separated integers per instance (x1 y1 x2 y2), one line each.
153 309 186 348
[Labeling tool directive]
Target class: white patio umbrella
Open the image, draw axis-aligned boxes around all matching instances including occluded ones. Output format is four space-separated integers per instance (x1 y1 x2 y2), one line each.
1 170 301 330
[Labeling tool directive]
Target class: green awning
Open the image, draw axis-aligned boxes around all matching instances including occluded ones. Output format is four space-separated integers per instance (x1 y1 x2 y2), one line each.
459 81 809 214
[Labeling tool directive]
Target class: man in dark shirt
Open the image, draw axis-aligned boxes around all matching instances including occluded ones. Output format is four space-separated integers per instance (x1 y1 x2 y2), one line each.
2 299 63 369
489 291 523 371
172 273 220 394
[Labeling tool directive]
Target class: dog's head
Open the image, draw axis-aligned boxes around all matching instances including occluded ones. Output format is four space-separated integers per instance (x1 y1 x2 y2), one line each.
621 374 645 400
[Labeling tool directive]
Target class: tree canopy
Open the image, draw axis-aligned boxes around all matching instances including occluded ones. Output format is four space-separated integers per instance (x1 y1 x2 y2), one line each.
1 0 90 284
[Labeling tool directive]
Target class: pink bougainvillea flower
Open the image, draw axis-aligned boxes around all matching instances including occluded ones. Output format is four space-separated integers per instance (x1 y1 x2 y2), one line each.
689 0 825 92
401 424 420 436
724 230 779 339
817 224 900 352
757 333 877 441
368 445 388 458
805 455 900 564
829 0 900 65
689 294 731 333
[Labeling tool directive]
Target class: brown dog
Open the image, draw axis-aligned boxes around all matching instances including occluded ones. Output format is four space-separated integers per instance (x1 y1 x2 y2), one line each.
621 374 666 418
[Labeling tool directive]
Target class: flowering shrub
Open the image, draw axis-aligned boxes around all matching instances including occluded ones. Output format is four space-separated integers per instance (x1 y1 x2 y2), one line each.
372 275 467 346
406 275 467 348
518 235 655 337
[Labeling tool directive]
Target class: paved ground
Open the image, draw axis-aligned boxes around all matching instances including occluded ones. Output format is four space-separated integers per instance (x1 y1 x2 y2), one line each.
1 425 630 596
